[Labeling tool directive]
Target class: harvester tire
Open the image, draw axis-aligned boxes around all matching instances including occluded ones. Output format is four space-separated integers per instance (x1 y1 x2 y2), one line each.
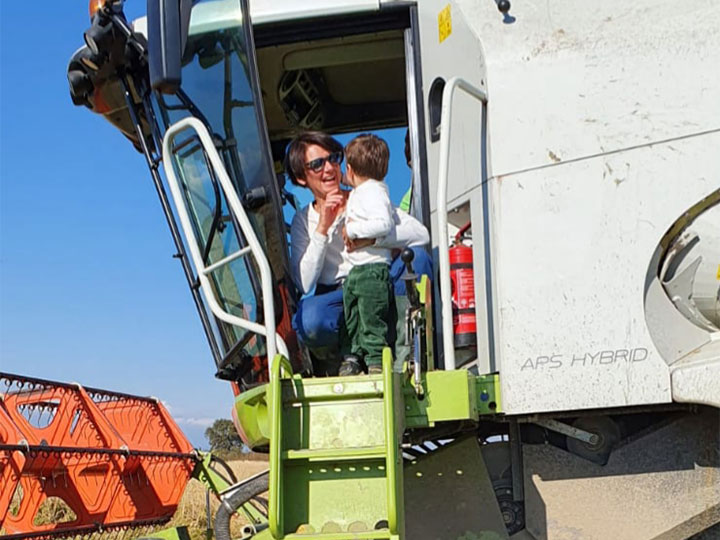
214 470 270 540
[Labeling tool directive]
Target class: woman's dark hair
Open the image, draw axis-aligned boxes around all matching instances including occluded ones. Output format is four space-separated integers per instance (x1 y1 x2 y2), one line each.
284 131 343 186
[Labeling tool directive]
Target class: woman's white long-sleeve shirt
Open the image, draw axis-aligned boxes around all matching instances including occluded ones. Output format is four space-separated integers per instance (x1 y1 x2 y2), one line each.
290 197 429 295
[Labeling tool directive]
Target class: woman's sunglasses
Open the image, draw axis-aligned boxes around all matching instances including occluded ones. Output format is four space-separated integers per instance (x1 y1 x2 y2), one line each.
305 151 343 173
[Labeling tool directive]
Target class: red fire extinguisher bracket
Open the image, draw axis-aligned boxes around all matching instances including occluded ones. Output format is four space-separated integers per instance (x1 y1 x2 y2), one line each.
449 223 477 349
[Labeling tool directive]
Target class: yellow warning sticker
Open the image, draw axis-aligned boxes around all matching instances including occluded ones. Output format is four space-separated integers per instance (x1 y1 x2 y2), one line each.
438 5 452 43
717 264 720 280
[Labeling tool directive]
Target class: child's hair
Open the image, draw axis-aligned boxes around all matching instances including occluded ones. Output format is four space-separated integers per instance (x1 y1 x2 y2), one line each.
344 134 389 180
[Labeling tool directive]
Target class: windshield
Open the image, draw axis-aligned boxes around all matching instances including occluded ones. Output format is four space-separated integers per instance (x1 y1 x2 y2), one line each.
153 0 293 385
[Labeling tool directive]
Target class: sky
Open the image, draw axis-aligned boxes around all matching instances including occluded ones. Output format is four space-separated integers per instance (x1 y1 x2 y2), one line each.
0 2 408 448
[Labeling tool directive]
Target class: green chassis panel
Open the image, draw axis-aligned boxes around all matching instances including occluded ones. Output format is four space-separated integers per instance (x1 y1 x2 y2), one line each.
234 370 501 448
404 371 501 429
229 352 501 539
232 274 504 449
267 352 403 539
233 382 270 448
134 526 191 540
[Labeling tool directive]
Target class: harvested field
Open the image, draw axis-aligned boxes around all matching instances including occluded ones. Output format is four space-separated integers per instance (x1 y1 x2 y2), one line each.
167 457 270 540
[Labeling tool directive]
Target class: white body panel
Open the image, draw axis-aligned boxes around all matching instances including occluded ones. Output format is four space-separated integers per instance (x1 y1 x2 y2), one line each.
419 0 720 413
412 0 495 372
242 0 720 414
458 0 720 176
493 135 718 412
249 0 385 24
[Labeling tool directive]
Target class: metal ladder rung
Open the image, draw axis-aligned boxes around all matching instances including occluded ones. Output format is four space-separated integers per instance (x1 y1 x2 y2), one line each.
283 445 387 461
201 245 252 275
282 374 385 404
284 529 394 539
284 393 384 405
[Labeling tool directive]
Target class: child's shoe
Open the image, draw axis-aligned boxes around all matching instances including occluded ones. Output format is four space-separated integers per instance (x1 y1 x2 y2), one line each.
339 355 363 376
367 364 383 375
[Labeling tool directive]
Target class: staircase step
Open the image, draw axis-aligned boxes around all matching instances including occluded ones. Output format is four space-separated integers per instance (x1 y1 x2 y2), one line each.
270 352 401 539
282 375 384 404
284 528 394 539
283 445 387 461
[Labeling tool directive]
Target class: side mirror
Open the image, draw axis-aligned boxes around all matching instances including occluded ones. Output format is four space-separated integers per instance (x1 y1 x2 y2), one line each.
146 0 192 94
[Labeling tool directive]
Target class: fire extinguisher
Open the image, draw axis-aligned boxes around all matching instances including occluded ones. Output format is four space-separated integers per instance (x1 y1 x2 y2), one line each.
449 222 476 349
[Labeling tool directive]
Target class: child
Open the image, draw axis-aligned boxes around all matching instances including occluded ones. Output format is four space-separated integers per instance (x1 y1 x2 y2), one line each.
339 134 394 376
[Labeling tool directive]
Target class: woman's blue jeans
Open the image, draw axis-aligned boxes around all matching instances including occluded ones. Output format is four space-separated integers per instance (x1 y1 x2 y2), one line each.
292 247 433 351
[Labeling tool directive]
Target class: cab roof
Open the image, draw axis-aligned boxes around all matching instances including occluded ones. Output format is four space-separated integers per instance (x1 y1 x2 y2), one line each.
249 0 403 25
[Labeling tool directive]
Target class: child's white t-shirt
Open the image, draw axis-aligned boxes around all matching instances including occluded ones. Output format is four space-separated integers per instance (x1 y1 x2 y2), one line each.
345 179 394 267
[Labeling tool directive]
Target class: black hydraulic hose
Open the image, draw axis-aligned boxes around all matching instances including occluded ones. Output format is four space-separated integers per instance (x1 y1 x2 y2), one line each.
210 453 239 485
215 470 269 540
199 143 225 266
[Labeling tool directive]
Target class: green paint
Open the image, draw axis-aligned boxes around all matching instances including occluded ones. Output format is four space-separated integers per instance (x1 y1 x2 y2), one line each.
269 355 293 538
416 275 430 306
233 383 270 449
416 275 434 371
404 370 500 428
383 348 404 536
475 373 502 415
134 526 191 540
231 335 502 538
193 452 233 493
399 188 412 212
267 351 404 539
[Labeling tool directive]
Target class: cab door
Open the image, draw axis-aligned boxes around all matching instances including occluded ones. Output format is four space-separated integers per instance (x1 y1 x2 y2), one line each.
152 0 303 386
414 1 495 373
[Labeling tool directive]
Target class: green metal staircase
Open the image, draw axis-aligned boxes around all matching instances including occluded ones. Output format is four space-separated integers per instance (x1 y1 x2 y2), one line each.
268 351 404 539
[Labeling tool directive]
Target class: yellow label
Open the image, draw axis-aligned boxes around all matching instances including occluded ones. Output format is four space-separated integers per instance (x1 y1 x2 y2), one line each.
717 264 720 280
438 5 452 43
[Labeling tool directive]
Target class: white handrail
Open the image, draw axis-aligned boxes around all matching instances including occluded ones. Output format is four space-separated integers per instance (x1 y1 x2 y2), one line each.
162 117 284 372
436 77 488 371
202 246 252 275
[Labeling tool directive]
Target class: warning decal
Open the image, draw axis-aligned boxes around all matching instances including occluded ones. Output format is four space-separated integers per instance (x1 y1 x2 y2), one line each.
438 5 452 43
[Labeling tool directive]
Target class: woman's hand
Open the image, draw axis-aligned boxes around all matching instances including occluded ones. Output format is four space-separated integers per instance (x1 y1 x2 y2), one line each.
316 188 345 235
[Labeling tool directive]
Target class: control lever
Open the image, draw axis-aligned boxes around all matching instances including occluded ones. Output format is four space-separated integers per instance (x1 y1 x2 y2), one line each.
401 248 420 308
495 0 511 13
401 248 424 399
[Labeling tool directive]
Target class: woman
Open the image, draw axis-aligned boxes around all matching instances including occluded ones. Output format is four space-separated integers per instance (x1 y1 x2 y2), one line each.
285 131 432 373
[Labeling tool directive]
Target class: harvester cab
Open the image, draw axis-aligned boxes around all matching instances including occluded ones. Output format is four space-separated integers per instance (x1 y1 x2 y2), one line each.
62 0 720 538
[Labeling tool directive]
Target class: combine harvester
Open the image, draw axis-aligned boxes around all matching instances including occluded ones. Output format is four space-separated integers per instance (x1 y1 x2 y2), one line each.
12 0 720 538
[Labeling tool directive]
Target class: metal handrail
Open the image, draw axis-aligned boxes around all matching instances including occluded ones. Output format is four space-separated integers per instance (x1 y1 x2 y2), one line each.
268 354 293 538
162 117 288 371
436 77 488 371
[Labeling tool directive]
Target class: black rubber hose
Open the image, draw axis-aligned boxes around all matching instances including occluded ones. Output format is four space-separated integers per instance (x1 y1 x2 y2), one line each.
214 470 270 540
